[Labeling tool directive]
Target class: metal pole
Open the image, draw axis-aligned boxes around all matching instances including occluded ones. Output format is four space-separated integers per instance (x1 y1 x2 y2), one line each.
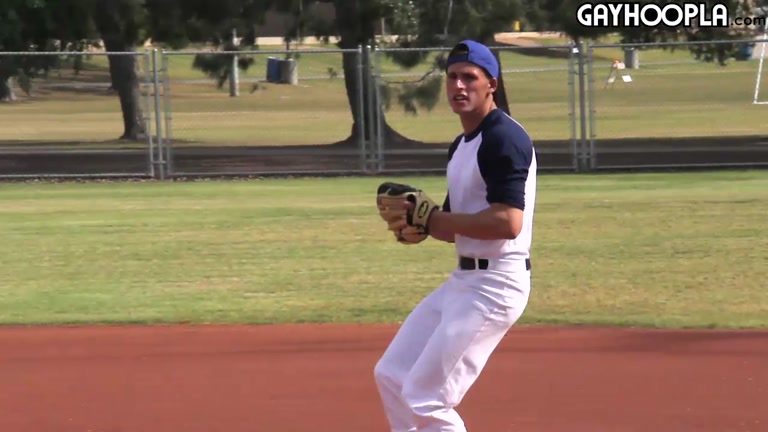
576 39 588 173
297 0 303 42
568 43 577 173
143 51 155 178
230 28 240 97
586 42 597 171
373 45 384 173
151 48 166 180
365 44 377 173
161 50 173 176
444 0 454 36
356 45 367 174
754 32 767 104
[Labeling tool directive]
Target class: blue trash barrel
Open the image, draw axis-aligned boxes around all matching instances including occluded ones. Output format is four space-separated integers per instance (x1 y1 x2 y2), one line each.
736 45 754 61
266 57 280 82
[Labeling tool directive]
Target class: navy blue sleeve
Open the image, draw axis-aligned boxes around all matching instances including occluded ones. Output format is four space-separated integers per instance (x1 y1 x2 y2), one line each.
476 122 533 210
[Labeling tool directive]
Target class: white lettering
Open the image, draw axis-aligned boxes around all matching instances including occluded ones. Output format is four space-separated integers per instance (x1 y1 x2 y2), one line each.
608 3 624 27
625 3 640 26
699 4 712 26
575 2 731 28
662 4 682 26
594 4 609 27
577 4 592 26
684 3 699 27
642 4 662 26
712 4 728 26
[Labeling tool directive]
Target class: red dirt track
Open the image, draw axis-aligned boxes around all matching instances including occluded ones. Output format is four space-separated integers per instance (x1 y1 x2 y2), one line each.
1 324 766 432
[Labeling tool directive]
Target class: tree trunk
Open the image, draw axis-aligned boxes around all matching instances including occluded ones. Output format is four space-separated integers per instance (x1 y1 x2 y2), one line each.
334 0 417 148
340 47 367 143
103 50 145 140
0 77 17 102
107 48 146 141
93 0 146 141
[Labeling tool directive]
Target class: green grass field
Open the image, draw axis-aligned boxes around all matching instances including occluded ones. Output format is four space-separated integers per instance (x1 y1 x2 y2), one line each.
0 37 765 146
1 171 766 328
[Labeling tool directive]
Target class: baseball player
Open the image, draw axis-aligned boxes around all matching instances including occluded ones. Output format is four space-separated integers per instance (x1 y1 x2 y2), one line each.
373 39 537 432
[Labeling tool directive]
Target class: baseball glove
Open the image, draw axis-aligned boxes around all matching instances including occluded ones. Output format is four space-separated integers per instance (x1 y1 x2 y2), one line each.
393 225 430 245
376 182 440 244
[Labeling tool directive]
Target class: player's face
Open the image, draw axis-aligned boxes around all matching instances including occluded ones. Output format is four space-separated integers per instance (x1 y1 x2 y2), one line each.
445 62 496 114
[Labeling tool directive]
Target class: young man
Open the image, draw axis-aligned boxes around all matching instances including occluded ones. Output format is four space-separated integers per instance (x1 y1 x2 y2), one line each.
373 39 537 432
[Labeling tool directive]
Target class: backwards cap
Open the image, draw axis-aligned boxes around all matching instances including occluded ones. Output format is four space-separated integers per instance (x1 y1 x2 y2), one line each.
445 40 500 79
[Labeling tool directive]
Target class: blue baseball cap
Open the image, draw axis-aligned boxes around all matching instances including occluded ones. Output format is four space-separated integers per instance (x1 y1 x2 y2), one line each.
445 40 500 79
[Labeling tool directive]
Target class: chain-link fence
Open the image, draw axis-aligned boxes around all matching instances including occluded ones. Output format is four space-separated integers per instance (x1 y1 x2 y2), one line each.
155 47 371 177
585 38 768 170
0 51 157 178
2 37 767 179
368 43 579 173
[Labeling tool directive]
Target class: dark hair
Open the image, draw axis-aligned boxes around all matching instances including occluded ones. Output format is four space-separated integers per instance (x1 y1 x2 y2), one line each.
447 43 469 59
492 90 510 115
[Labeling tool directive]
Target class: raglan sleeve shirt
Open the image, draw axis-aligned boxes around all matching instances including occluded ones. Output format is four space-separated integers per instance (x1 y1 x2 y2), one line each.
442 134 463 213
475 121 534 211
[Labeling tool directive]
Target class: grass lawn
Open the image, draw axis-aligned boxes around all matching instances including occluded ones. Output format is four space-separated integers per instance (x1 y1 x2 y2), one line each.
0 39 765 147
0 170 766 328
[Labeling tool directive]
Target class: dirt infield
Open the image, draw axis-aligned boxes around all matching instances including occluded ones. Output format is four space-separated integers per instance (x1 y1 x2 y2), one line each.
1 324 765 432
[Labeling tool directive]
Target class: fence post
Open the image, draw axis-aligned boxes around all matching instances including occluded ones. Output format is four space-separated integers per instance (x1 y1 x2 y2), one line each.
373 44 384 173
575 39 589 173
363 43 382 174
143 51 156 179
161 49 173 177
568 42 578 173
586 42 597 171
151 48 166 180
356 45 367 174
364 44 374 174
229 28 240 97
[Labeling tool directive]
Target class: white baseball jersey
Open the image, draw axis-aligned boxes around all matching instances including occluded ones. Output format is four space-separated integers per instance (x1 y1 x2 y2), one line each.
443 108 537 261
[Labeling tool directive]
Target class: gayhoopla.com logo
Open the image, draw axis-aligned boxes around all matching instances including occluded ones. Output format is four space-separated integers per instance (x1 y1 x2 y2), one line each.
577 2 735 28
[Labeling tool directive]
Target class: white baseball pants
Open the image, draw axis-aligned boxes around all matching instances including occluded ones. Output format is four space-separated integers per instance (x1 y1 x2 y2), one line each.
373 264 531 432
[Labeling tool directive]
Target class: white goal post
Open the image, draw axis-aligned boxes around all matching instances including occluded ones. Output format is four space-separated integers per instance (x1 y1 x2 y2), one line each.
753 31 768 105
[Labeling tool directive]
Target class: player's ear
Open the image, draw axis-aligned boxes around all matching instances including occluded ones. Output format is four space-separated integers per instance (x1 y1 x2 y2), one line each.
489 77 498 93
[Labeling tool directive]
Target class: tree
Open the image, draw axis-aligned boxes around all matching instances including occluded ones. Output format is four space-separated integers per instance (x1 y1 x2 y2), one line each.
297 0 526 144
155 0 419 146
146 0 525 146
616 0 762 66
378 0 524 117
146 0 272 49
0 0 98 102
92 0 148 141
328 0 416 145
0 0 147 141
529 0 763 65
0 0 47 102
144 0 272 92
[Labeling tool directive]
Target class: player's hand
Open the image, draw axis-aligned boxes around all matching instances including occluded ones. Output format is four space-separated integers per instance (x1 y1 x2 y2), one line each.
404 192 438 230
376 182 439 244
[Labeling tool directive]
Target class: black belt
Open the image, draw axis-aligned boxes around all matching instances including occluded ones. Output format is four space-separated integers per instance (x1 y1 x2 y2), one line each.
459 256 531 271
